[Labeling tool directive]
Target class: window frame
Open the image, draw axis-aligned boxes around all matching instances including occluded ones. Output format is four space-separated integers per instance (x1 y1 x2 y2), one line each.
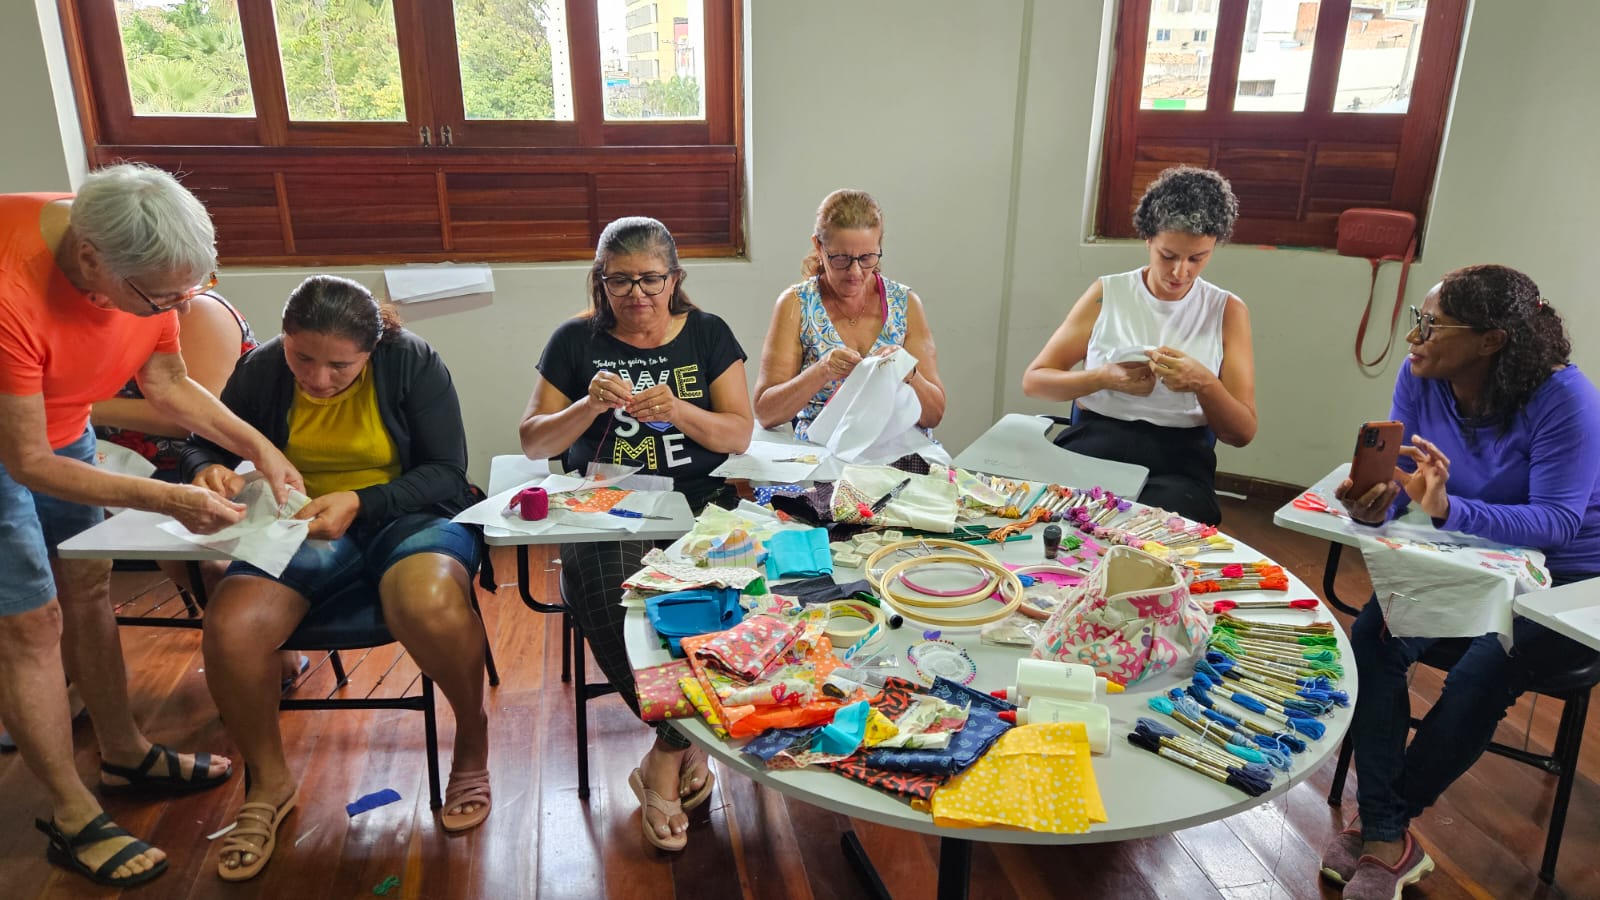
57 0 744 264
1096 0 1467 249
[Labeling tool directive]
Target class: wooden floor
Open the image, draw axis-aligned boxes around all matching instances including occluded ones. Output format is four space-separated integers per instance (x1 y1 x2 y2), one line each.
2 493 1595 899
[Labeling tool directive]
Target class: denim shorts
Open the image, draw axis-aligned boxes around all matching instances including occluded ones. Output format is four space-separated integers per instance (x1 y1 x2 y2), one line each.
0 429 105 617
224 513 479 609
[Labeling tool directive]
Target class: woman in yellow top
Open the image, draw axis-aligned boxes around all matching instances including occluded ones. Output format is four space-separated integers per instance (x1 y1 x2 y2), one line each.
180 275 491 881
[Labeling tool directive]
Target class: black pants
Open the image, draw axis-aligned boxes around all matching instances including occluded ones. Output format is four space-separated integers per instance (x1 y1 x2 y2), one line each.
1052 407 1221 525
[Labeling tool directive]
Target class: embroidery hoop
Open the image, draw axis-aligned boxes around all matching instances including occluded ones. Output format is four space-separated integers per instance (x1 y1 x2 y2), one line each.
897 561 997 598
864 539 994 596
879 555 1023 627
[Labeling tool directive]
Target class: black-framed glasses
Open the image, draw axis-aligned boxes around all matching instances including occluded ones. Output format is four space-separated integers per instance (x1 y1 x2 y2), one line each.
1409 305 1476 343
601 272 670 297
125 271 219 313
822 249 883 271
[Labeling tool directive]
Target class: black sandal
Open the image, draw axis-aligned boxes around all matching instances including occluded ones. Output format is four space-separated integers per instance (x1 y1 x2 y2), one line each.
100 743 231 794
36 814 168 888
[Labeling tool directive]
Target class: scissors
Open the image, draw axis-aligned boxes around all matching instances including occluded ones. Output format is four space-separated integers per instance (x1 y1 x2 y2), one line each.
1292 491 1343 517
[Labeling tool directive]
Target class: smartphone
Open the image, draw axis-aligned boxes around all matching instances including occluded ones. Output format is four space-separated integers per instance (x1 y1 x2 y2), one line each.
1349 420 1404 500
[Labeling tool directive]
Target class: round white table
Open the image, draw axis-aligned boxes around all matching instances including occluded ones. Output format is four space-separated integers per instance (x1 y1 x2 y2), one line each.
624 524 1356 899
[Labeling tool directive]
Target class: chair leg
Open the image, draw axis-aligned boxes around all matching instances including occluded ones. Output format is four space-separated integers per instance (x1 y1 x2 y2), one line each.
574 625 592 800
483 641 501 688
423 676 443 810
561 612 573 684
1540 691 1588 883
330 650 348 687
1328 732 1354 806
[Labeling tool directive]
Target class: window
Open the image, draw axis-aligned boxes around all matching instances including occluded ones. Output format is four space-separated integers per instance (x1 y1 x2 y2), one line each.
59 0 743 264
1194 28 1210 41
1097 0 1465 248
1155 28 1173 40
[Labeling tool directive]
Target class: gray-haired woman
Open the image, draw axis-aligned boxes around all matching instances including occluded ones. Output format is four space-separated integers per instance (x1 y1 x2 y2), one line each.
1021 166 1257 524
0 163 301 888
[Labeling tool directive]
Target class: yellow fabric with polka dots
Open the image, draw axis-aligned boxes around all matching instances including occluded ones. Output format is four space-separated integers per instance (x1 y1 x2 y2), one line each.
929 722 1107 834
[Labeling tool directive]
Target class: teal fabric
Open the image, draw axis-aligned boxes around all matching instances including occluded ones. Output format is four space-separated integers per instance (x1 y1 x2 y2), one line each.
814 700 871 756
645 587 744 656
765 528 833 580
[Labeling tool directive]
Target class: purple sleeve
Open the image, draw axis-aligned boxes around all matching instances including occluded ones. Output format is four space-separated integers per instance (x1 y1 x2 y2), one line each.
1439 383 1599 547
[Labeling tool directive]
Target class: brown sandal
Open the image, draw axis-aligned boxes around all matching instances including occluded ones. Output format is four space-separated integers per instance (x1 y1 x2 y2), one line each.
440 769 492 833
678 745 715 811
217 790 297 882
628 768 687 851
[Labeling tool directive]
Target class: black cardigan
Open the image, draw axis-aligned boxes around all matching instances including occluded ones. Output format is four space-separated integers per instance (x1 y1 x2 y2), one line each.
180 329 476 526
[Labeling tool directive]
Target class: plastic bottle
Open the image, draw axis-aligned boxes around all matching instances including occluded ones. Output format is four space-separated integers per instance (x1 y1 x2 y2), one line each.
998 697 1111 753
990 658 1125 705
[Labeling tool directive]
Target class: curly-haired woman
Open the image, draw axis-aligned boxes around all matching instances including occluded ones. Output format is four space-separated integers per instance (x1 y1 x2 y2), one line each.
1320 265 1600 899
1021 166 1256 524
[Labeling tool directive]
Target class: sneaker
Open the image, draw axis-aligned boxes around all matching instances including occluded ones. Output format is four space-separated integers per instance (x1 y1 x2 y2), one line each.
1342 831 1434 900
1318 817 1363 885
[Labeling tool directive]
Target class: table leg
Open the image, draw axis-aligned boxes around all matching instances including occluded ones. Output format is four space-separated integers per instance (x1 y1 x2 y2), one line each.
1321 542 1363 617
839 830 893 900
839 830 973 900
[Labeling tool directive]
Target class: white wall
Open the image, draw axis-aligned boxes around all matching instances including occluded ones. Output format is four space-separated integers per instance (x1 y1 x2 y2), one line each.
8 1 1598 488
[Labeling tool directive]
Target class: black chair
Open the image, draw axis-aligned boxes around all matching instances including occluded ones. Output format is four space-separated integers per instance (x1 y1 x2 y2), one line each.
1322 563 1600 884
278 588 500 810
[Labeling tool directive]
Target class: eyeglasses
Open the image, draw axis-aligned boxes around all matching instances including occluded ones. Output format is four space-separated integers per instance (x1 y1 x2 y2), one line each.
601 273 670 297
822 249 883 271
126 271 219 313
1409 305 1477 343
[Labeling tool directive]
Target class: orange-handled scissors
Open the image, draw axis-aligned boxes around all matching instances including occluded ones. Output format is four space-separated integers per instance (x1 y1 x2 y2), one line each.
1292 491 1343 517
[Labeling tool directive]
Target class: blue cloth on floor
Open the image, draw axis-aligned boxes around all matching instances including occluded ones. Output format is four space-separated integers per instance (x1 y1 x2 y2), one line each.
645 586 744 656
346 788 402 817
765 528 832 580
862 677 1015 776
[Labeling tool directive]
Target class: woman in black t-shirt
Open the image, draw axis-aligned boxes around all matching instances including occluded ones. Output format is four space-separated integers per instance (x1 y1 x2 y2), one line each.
519 216 753 852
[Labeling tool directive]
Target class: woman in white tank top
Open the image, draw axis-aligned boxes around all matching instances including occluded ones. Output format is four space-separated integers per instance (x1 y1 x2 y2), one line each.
1021 167 1257 524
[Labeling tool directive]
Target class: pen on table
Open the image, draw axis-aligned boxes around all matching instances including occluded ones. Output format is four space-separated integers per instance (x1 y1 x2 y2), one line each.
965 534 1035 546
863 477 913 518
607 509 673 521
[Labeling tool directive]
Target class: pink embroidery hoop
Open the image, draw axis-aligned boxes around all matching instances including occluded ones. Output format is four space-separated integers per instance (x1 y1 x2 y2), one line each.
896 561 996 598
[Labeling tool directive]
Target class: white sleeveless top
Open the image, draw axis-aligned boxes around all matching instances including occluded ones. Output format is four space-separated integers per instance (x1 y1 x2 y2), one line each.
1076 268 1230 428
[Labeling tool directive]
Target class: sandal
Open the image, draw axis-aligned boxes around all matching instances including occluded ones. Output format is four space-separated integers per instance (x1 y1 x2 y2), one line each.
440 768 492 833
217 790 298 882
101 743 231 794
628 768 687 851
35 813 168 888
678 745 715 811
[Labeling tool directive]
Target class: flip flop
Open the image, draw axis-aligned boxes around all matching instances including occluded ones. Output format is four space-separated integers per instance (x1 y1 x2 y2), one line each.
628 768 687 851
36 813 168 888
678 745 715 811
217 790 298 882
100 743 231 794
440 768 492 833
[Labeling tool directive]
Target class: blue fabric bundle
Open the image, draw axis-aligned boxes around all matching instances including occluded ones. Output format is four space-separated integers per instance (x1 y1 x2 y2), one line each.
645 586 744 656
765 528 833 580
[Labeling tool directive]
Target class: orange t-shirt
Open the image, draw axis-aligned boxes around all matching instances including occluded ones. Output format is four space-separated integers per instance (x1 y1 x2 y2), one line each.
0 193 181 449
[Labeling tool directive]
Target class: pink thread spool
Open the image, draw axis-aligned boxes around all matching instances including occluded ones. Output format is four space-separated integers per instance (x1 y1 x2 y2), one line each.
512 486 549 520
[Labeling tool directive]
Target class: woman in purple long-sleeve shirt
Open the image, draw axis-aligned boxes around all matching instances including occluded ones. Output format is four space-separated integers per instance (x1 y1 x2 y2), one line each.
1319 265 1600 899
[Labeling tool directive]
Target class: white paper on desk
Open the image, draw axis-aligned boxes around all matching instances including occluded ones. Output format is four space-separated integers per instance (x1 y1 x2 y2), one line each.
384 264 495 304
711 441 826 482
1363 536 1519 649
451 475 655 535
158 475 312 577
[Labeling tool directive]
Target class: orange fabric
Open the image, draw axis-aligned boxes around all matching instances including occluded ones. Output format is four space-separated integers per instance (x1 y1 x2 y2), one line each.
679 630 857 739
0 194 180 448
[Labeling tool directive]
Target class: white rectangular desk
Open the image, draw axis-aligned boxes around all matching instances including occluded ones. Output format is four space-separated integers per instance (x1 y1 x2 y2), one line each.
951 413 1149 498
1514 580 1600 653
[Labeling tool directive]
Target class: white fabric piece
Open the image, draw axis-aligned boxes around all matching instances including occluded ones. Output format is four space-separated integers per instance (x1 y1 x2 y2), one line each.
803 352 950 466
1361 529 1550 651
838 463 960 532
157 474 312 577
451 475 654 535
94 440 156 515
711 439 828 482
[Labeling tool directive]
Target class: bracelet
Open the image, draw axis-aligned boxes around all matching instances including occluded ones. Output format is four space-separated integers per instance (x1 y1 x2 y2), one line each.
878 554 1023 627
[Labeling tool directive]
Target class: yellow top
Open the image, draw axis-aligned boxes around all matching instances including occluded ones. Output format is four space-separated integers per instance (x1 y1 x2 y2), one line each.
285 365 400 498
